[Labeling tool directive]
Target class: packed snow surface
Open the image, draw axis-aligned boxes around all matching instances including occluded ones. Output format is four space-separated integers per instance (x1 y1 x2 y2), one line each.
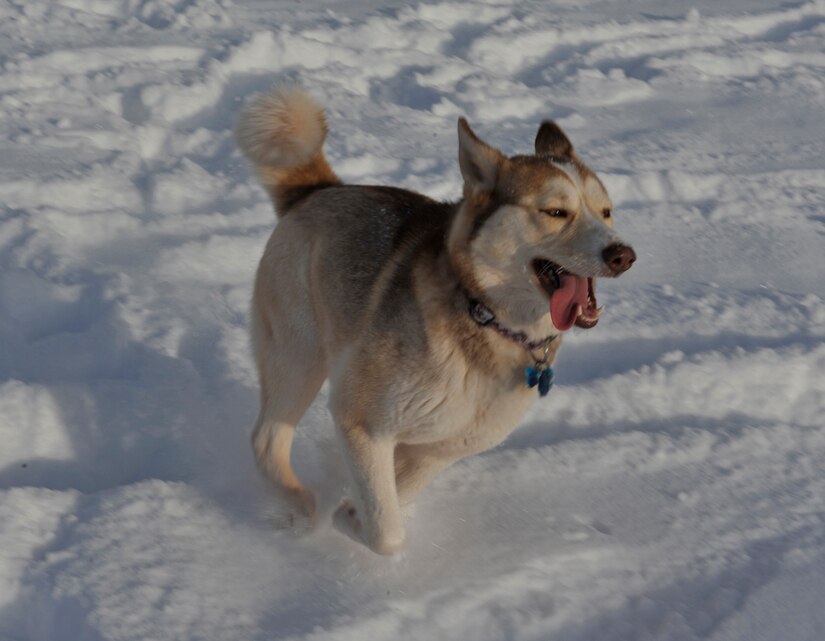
2 0 825 639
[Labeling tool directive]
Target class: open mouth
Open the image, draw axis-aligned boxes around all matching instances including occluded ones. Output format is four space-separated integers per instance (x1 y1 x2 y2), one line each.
532 258 602 331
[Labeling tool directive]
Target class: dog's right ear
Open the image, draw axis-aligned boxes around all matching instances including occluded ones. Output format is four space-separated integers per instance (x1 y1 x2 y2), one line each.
535 121 574 160
458 118 505 192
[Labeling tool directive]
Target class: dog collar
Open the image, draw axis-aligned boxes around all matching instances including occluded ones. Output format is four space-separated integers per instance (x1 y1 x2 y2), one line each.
467 297 556 351
467 296 556 397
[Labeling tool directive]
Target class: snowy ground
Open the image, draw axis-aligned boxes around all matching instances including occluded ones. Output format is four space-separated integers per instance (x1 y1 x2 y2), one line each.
2 0 825 639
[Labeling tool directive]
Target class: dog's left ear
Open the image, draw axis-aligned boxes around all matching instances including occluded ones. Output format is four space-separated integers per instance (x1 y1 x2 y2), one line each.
535 121 574 160
458 118 506 193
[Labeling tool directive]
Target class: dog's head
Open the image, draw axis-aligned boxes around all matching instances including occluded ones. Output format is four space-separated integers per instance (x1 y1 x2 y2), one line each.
448 118 635 335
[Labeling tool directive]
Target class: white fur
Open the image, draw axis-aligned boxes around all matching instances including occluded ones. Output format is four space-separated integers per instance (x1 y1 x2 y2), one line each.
235 87 327 168
468 199 625 340
468 204 558 335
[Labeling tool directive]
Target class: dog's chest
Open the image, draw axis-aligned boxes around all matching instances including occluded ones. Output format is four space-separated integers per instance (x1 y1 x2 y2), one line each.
391 359 534 448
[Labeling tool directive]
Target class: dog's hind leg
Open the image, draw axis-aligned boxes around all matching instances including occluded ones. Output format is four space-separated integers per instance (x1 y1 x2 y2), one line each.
251 314 326 523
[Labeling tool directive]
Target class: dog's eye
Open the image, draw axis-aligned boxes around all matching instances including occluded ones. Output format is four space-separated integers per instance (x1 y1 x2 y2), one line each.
602 208 612 219
541 208 569 218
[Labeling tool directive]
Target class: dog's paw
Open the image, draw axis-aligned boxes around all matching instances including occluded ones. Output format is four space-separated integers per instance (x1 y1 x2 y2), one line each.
332 499 406 555
332 498 362 539
283 487 317 531
262 486 317 534
286 486 317 520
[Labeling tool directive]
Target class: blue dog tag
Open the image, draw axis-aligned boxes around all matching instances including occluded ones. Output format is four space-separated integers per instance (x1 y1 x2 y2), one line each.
525 366 554 397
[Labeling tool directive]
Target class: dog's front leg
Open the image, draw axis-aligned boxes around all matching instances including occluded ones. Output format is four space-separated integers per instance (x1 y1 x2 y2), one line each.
334 424 405 555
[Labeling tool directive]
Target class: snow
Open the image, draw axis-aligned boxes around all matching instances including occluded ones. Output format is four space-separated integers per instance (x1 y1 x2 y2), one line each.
1 0 824 639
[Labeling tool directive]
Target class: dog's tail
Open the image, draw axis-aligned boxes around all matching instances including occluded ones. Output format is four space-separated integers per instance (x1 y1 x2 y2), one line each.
236 87 341 215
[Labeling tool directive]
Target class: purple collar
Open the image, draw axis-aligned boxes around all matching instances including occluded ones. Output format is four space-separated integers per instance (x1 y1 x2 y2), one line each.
467 297 557 353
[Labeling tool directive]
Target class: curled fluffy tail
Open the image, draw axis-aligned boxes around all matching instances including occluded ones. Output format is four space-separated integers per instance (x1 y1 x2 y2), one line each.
236 87 341 215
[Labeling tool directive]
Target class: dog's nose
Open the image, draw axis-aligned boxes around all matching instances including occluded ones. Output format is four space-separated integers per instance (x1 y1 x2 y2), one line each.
602 243 636 275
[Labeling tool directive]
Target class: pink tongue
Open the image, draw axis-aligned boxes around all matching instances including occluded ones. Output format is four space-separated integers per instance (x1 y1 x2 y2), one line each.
550 274 589 331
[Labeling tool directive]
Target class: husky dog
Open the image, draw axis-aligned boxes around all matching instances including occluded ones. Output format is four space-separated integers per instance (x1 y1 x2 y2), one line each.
236 88 635 555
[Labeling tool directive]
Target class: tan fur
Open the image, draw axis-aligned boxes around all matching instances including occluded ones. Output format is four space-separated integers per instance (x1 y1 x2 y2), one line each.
236 88 634 554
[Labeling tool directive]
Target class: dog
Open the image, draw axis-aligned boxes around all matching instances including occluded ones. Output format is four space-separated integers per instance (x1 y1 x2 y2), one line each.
236 88 635 555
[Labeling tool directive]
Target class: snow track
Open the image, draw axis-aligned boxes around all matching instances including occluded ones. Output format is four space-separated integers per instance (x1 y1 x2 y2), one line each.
1 0 824 639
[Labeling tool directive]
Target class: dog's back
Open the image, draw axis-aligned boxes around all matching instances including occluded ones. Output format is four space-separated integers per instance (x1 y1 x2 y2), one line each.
298 184 452 334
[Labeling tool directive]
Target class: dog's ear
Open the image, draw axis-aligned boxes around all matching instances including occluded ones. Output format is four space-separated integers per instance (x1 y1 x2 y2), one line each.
535 121 574 160
458 118 505 192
